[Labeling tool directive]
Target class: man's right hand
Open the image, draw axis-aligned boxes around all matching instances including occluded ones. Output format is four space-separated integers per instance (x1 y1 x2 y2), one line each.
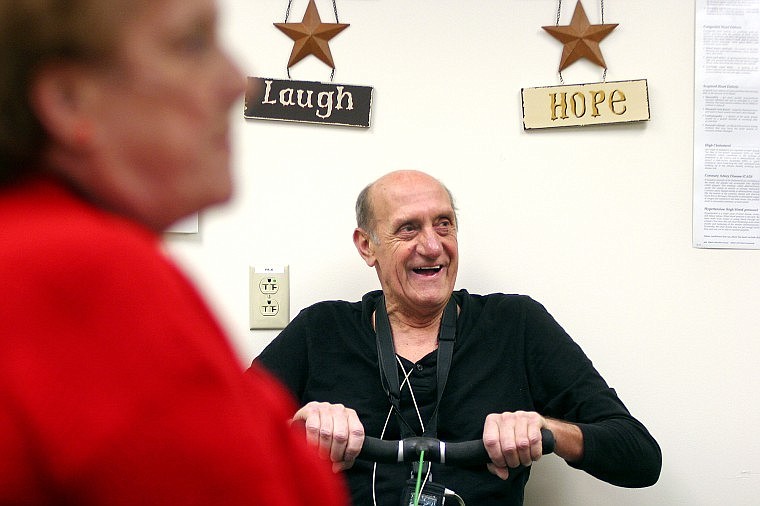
292 401 365 472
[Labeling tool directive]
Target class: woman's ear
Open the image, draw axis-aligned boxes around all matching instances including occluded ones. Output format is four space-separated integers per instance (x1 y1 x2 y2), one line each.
353 228 377 267
28 63 97 150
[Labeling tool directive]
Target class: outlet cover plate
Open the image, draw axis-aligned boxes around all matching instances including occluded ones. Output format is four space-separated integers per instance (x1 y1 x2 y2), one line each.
249 264 290 330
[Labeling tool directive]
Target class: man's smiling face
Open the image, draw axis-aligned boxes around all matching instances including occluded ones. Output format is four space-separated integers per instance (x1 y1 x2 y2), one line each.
364 171 458 317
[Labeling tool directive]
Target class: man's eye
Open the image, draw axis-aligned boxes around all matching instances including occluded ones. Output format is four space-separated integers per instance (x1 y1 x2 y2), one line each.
435 221 453 234
396 224 418 236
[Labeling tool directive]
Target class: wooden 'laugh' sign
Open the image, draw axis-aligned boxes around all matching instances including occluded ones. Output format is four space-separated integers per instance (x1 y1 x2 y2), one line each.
245 77 373 128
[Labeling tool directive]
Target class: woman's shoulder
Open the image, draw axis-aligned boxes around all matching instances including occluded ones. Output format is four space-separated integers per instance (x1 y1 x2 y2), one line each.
0 178 181 303
3 178 162 265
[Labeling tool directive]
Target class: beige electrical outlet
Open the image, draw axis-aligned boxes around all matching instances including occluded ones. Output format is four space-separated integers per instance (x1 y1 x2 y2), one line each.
249 265 290 330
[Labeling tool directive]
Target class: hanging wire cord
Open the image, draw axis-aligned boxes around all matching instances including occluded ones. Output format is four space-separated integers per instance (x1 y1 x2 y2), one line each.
283 0 341 81
601 0 607 82
372 358 427 506
555 0 565 84
330 0 339 81
283 0 343 23
555 0 609 84
554 1 607 27
284 0 293 79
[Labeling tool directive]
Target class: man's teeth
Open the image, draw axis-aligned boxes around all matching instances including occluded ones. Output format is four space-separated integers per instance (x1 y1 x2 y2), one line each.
413 266 442 273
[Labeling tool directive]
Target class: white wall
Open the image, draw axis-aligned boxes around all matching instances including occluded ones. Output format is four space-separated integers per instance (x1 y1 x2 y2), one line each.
166 1 760 504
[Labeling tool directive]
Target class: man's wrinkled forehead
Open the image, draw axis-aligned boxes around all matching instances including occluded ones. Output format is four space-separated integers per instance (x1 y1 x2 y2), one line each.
373 182 455 223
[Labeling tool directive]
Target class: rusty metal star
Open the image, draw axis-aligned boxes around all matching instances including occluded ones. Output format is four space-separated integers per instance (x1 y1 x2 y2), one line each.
542 0 618 71
274 0 349 69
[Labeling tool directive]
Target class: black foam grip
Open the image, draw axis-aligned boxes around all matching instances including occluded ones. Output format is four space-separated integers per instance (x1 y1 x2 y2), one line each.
358 428 555 466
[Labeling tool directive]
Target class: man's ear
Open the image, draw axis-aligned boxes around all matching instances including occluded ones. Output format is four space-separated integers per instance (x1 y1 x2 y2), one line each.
28 63 97 149
353 228 377 267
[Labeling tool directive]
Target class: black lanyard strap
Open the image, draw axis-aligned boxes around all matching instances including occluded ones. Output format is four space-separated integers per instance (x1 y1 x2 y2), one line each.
375 294 457 438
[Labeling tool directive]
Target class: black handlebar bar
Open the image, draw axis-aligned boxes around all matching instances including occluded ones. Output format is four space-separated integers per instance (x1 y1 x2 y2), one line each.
358 428 555 467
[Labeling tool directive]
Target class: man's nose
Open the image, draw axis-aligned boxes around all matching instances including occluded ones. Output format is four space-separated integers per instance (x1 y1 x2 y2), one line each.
417 228 443 256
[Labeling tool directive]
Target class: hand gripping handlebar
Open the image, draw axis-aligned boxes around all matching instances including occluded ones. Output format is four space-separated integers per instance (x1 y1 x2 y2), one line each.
358 428 555 467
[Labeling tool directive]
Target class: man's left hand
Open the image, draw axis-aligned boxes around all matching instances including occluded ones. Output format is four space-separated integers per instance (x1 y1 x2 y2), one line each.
482 410 546 480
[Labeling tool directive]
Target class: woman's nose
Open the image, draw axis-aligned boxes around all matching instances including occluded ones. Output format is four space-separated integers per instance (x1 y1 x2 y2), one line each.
219 49 246 105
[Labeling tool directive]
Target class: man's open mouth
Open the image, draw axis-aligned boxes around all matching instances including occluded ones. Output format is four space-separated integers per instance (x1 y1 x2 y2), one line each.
412 265 443 276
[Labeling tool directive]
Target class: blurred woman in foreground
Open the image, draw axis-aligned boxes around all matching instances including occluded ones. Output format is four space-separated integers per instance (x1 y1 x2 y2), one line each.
0 0 347 504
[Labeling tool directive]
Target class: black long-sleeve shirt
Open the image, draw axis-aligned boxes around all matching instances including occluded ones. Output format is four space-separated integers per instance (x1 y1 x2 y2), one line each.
256 290 661 505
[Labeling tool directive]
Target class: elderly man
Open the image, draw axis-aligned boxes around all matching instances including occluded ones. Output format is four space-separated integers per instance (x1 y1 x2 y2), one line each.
254 170 661 505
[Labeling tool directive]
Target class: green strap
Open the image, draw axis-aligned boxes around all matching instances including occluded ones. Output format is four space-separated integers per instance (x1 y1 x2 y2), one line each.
413 450 425 506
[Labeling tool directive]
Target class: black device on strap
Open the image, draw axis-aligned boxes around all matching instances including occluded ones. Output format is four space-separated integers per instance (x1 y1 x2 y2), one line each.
375 294 457 439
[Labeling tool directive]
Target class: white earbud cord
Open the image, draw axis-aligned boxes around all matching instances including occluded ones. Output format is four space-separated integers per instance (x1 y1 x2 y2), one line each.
372 356 427 506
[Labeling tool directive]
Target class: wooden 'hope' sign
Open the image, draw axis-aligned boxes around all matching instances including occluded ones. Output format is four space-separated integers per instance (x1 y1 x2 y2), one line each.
522 79 649 130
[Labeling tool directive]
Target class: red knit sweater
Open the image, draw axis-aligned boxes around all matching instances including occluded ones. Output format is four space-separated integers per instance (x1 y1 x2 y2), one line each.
0 177 347 505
